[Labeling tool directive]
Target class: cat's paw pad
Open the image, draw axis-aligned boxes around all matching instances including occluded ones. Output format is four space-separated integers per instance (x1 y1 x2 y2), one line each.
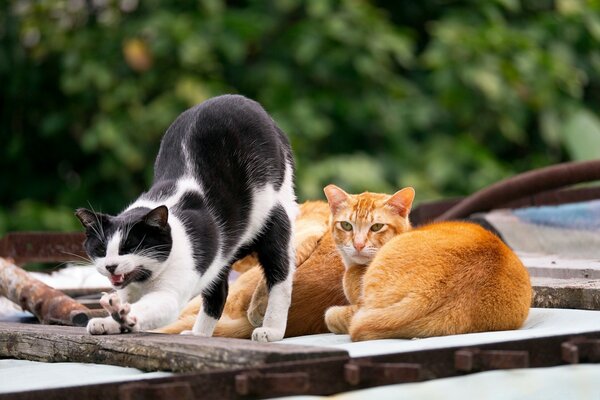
87 317 121 335
246 305 265 328
98 292 138 333
251 327 284 342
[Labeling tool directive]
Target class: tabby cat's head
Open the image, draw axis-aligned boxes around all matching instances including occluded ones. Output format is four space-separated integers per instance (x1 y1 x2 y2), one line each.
75 206 173 288
324 185 415 267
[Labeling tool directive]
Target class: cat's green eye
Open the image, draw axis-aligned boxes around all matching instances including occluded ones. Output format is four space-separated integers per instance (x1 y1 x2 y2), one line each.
370 223 384 232
340 221 353 231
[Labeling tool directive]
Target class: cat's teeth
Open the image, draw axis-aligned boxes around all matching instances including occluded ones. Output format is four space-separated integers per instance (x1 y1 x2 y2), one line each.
110 274 125 285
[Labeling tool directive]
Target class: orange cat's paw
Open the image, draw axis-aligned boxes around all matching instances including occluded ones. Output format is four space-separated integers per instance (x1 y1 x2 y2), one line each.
247 296 267 328
325 306 352 334
247 278 268 328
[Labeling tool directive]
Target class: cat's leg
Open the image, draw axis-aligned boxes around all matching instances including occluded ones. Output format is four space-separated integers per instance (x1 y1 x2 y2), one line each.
252 205 295 342
188 274 229 336
324 305 360 334
87 290 180 334
247 277 268 327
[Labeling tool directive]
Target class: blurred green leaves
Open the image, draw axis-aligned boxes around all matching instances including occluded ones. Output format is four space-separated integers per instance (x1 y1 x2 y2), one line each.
1 0 600 234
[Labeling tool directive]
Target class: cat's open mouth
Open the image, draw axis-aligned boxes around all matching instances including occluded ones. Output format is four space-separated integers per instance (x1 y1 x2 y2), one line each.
109 266 151 288
110 272 132 286
109 268 141 287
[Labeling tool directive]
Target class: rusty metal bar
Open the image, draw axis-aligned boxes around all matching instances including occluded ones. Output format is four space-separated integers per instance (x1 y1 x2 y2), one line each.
0 232 86 265
0 258 93 326
412 186 600 226
436 160 600 221
118 382 195 400
455 349 529 372
235 371 310 397
344 360 422 386
562 337 600 364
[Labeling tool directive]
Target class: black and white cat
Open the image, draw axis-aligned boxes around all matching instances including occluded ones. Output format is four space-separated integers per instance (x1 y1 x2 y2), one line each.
76 95 297 342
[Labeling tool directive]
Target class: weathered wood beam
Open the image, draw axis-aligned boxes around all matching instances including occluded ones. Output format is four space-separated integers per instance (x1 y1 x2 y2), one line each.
0 322 347 373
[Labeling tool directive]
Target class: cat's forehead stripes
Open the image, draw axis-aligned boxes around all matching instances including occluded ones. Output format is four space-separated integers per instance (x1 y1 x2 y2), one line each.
348 193 387 222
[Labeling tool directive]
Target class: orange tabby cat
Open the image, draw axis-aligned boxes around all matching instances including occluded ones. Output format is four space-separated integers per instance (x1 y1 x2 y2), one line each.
157 201 349 337
323 185 532 342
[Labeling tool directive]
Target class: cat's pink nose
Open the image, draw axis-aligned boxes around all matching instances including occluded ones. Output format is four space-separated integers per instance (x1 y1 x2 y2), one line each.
354 242 366 252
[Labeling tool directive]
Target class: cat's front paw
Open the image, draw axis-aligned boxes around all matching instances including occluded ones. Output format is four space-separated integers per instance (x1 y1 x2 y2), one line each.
87 317 122 335
251 327 284 342
325 306 351 334
98 292 138 333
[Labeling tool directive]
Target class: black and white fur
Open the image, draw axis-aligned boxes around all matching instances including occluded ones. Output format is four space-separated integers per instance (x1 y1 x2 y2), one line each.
76 95 297 342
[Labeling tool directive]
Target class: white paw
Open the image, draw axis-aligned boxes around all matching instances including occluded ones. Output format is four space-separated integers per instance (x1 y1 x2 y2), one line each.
180 330 194 336
98 292 138 333
87 317 121 335
251 327 284 342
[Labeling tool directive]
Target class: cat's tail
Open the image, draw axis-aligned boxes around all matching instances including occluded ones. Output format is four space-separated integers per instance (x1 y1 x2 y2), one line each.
349 296 443 342
212 317 254 339
153 315 254 338
153 315 197 334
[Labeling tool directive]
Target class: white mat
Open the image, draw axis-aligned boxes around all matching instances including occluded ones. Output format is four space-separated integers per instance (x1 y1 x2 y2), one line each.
278 308 600 357
0 360 171 394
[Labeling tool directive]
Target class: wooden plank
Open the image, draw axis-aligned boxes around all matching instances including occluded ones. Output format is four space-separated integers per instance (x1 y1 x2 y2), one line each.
0 322 347 373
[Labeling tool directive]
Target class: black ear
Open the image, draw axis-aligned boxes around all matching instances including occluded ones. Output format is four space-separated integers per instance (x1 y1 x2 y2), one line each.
75 208 99 228
144 205 169 229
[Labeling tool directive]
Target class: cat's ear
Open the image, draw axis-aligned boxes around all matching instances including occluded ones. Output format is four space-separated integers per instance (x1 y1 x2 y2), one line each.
324 184 349 214
144 205 169 229
385 187 415 217
75 208 104 229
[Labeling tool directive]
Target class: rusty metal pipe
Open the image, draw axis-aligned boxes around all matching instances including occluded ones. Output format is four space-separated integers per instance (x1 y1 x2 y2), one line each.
436 159 600 221
0 257 92 326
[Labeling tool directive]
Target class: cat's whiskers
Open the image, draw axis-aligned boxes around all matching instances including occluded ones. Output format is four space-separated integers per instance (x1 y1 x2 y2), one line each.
61 251 93 265
87 202 106 241
133 234 147 254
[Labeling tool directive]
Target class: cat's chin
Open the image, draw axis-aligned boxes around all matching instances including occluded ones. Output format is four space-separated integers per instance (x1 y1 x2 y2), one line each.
344 254 372 266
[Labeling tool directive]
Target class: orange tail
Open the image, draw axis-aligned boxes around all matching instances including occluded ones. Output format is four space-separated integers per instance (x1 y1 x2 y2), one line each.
154 314 254 338
153 315 197 334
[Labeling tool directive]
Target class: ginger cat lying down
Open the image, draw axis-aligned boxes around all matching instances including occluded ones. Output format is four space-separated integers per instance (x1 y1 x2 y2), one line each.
323 185 532 342
157 201 349 337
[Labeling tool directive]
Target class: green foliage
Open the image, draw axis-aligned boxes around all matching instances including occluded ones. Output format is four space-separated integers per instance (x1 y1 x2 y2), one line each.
1 0 600 234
